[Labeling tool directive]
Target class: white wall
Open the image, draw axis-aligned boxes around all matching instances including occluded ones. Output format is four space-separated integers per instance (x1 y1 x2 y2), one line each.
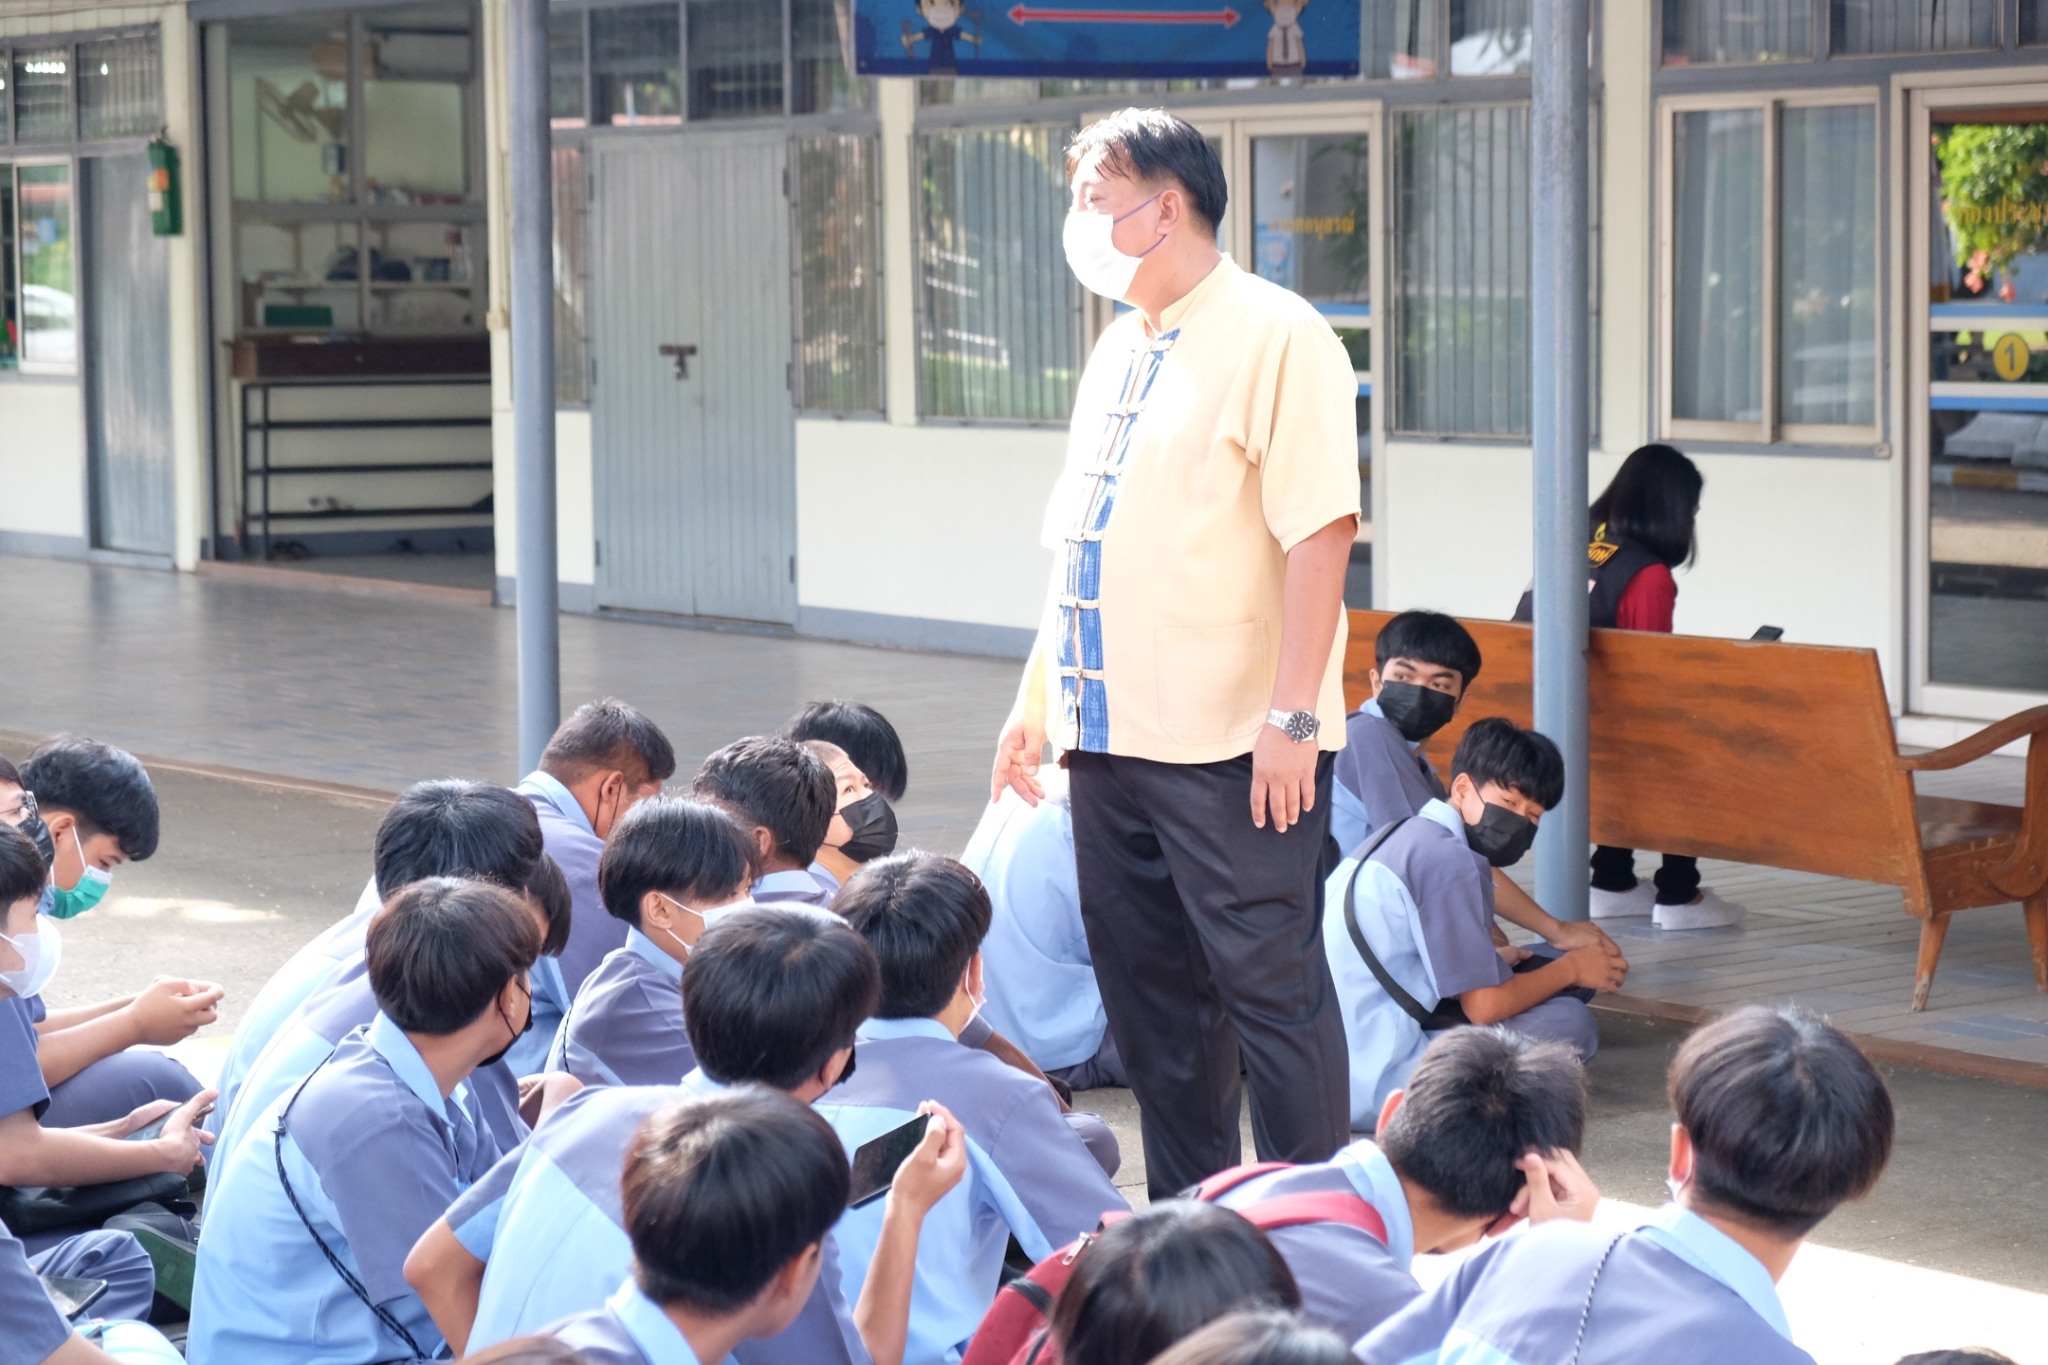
0 381 86 541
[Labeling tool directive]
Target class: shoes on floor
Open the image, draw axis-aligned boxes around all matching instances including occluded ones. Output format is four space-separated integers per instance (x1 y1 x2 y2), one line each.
1653 888 1747 930
1590 883 1657 919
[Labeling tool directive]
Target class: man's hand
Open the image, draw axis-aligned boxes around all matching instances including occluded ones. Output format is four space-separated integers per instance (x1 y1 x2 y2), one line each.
147 1090 217 1174
1564 940 1629 993
889 1103 968 1218
990 709 1047 807
1250 724 1317 832
1545 919 1618 954
1496 942 1533 968
1516 1149 1601 1224
125 978 225 1046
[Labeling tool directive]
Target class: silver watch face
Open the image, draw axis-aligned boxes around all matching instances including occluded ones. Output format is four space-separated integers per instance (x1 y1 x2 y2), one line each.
1273 710 1318 742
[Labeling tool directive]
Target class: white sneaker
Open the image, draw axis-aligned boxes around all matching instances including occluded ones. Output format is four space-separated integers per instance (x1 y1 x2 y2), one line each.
1589 883 1657 919
1653 888 1747 930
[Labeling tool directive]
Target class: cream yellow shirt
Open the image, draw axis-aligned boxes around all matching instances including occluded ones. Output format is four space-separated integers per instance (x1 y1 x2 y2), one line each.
1039 256 1359 765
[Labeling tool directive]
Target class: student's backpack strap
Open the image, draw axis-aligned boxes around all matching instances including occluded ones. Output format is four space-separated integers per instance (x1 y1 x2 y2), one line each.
1189 1162 1390 1245
965 1217 1124 1365
1189 1162 1294 1202
1341 818 1444 1030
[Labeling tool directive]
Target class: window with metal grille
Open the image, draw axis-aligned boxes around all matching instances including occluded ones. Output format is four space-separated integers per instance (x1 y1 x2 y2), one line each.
1831 0 2001 52
77 35 161 140
916 125 1080 422
686 0 782 121
1661 0 1812 64
793 0 864 114
553 144 588 404
793 133 883 414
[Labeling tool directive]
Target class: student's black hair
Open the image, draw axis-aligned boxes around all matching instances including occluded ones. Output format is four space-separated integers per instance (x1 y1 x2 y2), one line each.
0 756 22 787
1052 1203 1301 1365
1065 108 1229 235
525 853 573 959
681 906 881 1092
691 737 836 868
366 876 543 1036
1450 718 1565 812
1378 1027 1586 1221
541 697 677 786
1669 1006 1893 1239
835 852 992 1019
598 797 754 928
0 822 47 909
372 780 547 897
21 737 159 861
1590 443 1705 570
1146 1310 1356 1365
1893 1353 2019 1365
622 1090 851 1315
1374 611 1483 690
781 701 910 803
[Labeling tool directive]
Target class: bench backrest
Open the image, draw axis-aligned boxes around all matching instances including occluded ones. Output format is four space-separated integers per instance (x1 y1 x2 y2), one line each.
1343 610 1927 894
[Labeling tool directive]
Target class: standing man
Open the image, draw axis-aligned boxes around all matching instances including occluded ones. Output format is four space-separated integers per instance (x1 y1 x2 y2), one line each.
990 108 1359 1198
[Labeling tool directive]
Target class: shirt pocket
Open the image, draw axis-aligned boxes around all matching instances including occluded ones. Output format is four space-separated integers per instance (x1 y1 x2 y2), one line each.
1155 621 1271 747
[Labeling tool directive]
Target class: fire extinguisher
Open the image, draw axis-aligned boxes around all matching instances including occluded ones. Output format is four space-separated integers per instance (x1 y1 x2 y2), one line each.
147 136 181 237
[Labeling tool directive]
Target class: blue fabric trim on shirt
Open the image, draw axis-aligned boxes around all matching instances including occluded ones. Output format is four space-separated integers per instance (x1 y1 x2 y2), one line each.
519 771 593 837
626 927 685 985
609 1280 703 1365
1638 1204 1793 1341
1334 1140 1416 1269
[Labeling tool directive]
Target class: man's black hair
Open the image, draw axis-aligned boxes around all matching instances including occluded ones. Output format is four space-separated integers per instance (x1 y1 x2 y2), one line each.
1590 443 1705 569
21 737 159 861
599 797 754 928
366 877 543 1036
782 701 909 803
541 698 677 786
691 737 836 868
0 822 47 908
1450 718 1565 812
1669 1006 1892 1239
0 756 22 787
372 780 547 897
1065 108 1228 235
836 853 992 1019
1052 1202 1300 1365
681 906 880 1092
623 1090 850 1315
1378 1027 1586 1221
1375 611 1483 690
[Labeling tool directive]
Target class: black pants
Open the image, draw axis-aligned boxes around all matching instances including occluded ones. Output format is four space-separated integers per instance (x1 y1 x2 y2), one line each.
1067 750 1351 1200
1590 846 1701 905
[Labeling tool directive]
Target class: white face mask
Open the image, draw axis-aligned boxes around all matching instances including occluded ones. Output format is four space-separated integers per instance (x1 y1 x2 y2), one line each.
655 893 753 957
0 915 61 998
1062 192 1166 301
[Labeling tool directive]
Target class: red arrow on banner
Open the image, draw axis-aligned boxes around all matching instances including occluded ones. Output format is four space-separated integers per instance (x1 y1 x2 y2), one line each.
1007 5 1241 25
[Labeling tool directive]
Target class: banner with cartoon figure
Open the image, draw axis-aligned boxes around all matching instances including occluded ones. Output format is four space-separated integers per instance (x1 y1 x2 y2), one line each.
853 1 1359 79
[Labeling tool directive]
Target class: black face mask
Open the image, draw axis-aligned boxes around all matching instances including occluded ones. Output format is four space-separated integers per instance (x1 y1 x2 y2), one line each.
836 794 899 864
20 811 53 867
1466 802 1538 868
479 981 534 1070
1377 681 1458 744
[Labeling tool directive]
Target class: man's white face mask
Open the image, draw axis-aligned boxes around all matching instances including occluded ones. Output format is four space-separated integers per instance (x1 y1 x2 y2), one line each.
1062 191 1165 301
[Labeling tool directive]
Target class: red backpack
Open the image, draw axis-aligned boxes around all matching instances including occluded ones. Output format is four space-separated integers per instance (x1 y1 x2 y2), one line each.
960 1162 1389 1365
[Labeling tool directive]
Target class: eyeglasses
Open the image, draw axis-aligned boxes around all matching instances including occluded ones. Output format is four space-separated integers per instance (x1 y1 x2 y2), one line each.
0 791 36 824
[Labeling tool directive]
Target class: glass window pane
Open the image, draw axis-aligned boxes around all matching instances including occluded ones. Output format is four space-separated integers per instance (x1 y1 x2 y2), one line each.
1670 107 1764 424
1 172 17 369
687 0 783 120
78 35 161 140
592 5 681 126
228 16 350 203
18 163 75 367
550 7 585 126
14 47 74 143
1364 0 1438 78
553 144 587 404
793 0 865 114
361 218 479 331
1251 134 1370 306
1451 0 1534 76
919 78 1037 105
1391 106 1529 437
1780 105 1876 427
365 8 473 202
1661 0 1810 64
917 125 1079 421
2025 0 2048 43
1831 0 2000 53
794 134 883 413
238 218 361 330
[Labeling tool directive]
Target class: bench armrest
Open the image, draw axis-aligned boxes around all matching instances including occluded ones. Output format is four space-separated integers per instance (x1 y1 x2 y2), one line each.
1901 706 2048 901
1896 705 2048 773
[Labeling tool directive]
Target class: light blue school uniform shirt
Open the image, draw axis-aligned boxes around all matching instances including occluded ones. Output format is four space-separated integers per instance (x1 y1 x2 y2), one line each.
957 772 1106 1074
813 1017 1128 1365
1331 700 1449 857
189 1013 510 1365
547 927 694 1087
454 1072 871 1365
543 1280 709 1365
519 770 622 1072
751 868 838 910
1 992 50 1124
1 1218 70 1365
1357 1204 1811 1365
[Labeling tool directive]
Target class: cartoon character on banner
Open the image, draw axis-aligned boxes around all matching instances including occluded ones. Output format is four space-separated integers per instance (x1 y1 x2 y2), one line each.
903 1 982 75
1266 0 1308 77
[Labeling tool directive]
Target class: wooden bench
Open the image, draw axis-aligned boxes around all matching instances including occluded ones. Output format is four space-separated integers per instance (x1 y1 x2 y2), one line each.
1342 609 2048 1010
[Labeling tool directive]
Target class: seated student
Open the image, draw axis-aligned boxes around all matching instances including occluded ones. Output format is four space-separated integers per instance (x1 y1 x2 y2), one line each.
1050 1202 1302 1365
406 906 935 1365
824 853 1128 1365
0 756 53 860
2 1219 185 1365
517 699 678 1068
693 737 838 909
537 1089 963 1365
549 797 754 1087
1147 1310 1356 1365
0 824 214 1250
188 877 542 1365
803 741 900 894
1358 1006 1895 1365
783 700 910 804
1206 1027 1594 1342
1325 718 1626 1128
958 768 1125 1092
210 779 566 1163
17 739 158 923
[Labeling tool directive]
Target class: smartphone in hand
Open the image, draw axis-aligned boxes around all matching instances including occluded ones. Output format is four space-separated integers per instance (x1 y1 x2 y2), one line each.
123 1101 212 1143
848 1112 933 1208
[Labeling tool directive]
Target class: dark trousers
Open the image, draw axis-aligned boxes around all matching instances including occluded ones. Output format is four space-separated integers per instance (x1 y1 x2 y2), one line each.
1590 846 1701 905
1067 750 1351 1200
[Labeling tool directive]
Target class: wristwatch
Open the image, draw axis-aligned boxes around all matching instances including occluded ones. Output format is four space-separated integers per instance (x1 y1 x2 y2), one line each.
1266 708 1321 744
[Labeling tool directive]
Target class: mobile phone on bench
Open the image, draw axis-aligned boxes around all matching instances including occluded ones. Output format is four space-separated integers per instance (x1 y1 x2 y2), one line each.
848 1112 932 1209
